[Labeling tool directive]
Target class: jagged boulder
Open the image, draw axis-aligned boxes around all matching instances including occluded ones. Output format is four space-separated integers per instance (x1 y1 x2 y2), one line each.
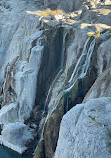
55 97 111 158
1 122 33 154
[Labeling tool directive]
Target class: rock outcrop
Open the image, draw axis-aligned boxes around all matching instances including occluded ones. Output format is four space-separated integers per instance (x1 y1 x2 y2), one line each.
55 97 111 158
0 0 111 158
54 2 111 157
0 0 44 153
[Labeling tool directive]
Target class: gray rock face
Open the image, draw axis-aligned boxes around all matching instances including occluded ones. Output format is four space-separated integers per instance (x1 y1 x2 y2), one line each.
0 0 44 153
44 0 81 11
97 37 111 75
44 0 82 11
55 97 111 158
0 0 111 157
0 103 19 124
44 0 111 12
83 67 111 102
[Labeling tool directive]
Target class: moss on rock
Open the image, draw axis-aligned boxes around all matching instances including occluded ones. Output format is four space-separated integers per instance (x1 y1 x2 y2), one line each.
44 97 65 158
33 140 45 158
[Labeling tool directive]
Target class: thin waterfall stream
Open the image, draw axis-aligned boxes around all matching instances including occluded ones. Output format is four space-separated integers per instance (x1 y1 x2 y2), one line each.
64 37 95 92
52 36 95 112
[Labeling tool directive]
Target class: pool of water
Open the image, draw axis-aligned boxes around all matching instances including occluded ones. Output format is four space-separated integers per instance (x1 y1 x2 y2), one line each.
0 145 33 158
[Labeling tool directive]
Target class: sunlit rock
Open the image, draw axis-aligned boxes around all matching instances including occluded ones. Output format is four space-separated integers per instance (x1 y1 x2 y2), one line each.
55 97 111 158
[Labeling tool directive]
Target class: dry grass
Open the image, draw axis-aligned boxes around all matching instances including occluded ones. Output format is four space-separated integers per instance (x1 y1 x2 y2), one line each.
42 8 64 16
42 11 48 16
26 9 64 18
87 30 100 38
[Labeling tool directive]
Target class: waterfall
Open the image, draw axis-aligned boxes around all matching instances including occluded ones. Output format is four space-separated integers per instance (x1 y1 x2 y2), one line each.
61 31 67 68
42 37 96 120
46 36 96 118
68 37 90 84
66 94 69 112
34 35 96 155
51 37 96 113
80 38 96 78
64 37 95 92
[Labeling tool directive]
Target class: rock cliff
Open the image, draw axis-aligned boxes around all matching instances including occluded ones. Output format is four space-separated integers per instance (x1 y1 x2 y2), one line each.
55 97 111 158
0 0 111 158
